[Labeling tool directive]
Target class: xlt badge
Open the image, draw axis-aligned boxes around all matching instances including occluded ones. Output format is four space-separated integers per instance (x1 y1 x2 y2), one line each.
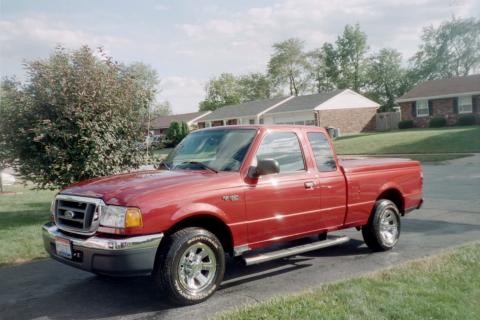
222 194 240 201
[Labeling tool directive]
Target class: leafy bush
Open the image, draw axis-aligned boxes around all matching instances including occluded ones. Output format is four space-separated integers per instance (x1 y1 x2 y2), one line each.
398 120 414 129
457 114 477 126
429 117 447 128
0 46 157 189
165 121 190 146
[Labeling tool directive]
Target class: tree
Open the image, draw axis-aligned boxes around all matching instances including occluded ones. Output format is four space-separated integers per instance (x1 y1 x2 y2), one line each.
0 81 14 192
268 38 310 96
165 121 188 146
335 24 369 91
411 17 480 81
307 47 336 92
199 73 241 111
366 49 411 111
198 72 272 111
152 100 173 117
0 46 157 189
180 121 190 138
238 73 272 101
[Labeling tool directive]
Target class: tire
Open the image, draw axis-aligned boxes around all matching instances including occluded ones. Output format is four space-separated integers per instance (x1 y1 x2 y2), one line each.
153 227 225 305
362 199 401 252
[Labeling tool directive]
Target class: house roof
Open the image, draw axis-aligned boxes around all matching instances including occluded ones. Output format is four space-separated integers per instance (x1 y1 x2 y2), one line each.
397 74 480 102
265 90 345 114
201 96 289 121
151 111 210 129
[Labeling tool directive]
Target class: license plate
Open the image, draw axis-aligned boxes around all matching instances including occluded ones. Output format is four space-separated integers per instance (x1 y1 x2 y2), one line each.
55 237 72 259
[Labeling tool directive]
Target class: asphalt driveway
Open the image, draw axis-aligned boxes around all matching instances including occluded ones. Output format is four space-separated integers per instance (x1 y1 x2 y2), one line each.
1 155 479 320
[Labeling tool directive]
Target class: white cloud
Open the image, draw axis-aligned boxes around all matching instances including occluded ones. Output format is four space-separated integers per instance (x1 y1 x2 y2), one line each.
158 76 206 114
2 1 478 114
154 4 169 11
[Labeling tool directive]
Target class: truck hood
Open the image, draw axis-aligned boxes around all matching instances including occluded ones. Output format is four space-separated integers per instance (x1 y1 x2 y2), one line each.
60 169 229 206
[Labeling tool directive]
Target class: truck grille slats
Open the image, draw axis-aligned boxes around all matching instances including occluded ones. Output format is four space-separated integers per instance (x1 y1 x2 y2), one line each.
54 196 103 235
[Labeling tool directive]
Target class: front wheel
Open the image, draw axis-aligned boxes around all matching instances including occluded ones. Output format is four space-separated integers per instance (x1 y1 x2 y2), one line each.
362 199 401 251
153 227 225 305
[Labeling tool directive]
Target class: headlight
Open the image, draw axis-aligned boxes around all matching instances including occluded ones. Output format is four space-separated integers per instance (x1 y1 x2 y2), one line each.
99 205 143 228
50 199 56 222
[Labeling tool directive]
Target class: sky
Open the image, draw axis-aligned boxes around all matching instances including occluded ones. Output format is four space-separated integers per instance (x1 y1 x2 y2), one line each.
1 0 479 114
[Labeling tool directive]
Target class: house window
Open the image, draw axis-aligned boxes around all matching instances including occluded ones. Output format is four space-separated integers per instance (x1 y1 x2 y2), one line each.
305 120 315 126
249 119 255 124
459 96 473 114
416 100 429 117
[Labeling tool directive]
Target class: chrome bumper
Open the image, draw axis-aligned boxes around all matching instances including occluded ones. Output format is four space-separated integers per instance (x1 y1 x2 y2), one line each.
42 222 164 276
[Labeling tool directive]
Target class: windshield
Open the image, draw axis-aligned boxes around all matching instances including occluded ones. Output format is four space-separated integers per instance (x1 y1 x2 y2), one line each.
163 129 257 172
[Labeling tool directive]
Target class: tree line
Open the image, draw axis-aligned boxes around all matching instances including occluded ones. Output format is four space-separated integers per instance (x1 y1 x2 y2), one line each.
199 17 480 112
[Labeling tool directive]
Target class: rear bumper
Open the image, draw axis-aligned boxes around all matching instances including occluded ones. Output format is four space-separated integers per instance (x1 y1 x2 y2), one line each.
42 222 163 276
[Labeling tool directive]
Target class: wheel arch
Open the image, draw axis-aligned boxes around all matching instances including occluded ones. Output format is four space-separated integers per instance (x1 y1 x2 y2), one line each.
163 213 234 255
376 188 405 215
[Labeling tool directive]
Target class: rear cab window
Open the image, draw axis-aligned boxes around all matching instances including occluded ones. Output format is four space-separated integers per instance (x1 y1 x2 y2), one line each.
307 132 337 172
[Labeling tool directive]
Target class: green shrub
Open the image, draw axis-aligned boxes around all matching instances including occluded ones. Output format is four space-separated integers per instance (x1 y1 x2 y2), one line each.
457 114 477 126
429 117 447 128
398 120 414 129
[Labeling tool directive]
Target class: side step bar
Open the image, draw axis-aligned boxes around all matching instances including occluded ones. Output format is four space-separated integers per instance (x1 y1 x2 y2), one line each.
243 235 350 266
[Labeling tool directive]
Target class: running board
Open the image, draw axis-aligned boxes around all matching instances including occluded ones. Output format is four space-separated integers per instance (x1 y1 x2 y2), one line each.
243 235 350 266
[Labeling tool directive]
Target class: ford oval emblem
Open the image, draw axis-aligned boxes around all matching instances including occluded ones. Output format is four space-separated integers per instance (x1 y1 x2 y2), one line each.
64 210 75 219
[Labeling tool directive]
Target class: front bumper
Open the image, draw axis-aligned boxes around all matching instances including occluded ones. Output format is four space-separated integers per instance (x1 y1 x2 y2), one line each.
42 222 163 276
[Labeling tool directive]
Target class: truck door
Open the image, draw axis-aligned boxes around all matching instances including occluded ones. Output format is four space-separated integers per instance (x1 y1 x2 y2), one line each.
244 130 321 247
306 132 347 228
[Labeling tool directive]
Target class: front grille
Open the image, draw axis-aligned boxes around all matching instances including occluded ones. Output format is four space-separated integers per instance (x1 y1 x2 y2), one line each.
54 195 103 235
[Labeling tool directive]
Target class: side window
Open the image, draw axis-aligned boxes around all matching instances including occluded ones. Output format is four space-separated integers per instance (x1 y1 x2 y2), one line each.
307 132 337 172
256 132 305 173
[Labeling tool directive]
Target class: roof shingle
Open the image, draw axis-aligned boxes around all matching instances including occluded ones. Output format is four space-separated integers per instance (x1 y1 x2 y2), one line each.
265 90 345 114
151 111 209 129
201 96 288 121
397 74 480 101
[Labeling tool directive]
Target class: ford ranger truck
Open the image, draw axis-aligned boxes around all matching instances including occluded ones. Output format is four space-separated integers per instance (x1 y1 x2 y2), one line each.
43 125 423 305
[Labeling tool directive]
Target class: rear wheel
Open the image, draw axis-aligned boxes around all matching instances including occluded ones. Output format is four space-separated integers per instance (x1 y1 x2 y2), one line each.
153 227 225 305
362 199 401 251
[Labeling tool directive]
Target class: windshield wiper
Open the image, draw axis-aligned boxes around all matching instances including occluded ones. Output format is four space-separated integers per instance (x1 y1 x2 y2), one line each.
158 160 171 170
177 161 218 173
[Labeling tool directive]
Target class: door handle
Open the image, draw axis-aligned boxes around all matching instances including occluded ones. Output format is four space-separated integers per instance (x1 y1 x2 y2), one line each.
304 181 316 189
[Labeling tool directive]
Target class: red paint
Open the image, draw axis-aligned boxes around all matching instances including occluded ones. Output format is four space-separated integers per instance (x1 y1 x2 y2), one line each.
60 126 423 249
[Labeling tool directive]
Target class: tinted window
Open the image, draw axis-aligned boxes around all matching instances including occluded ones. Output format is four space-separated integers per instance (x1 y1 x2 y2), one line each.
307 132 337 172
164 129 257 172
256 132 305 173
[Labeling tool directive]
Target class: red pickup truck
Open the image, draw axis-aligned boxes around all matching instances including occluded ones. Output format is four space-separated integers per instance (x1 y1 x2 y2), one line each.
43 125 423 304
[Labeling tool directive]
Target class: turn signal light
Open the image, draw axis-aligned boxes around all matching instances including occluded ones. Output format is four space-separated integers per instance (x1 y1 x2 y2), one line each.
125 207 143 228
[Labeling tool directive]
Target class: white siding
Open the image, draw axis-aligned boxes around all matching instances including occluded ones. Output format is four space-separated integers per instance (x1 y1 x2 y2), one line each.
317 89 379 110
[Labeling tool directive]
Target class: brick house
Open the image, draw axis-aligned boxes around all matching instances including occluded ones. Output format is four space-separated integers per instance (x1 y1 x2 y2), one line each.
263 89 379 133
396 74 480 128
201 89 379 134
150 111 211 136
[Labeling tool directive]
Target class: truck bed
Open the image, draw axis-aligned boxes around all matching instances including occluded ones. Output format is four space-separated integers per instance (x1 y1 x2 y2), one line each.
339 156 420 174
338 156 423 227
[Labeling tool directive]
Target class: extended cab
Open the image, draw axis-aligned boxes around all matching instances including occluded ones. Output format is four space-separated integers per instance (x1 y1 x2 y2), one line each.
43 125 423 304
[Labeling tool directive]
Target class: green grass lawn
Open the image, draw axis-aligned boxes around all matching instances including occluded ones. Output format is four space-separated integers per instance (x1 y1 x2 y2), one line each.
217 243 480 320
333 126 480 155
0 183 55 266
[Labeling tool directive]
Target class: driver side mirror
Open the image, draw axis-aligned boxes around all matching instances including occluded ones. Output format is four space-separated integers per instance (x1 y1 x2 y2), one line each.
248 159 280 178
